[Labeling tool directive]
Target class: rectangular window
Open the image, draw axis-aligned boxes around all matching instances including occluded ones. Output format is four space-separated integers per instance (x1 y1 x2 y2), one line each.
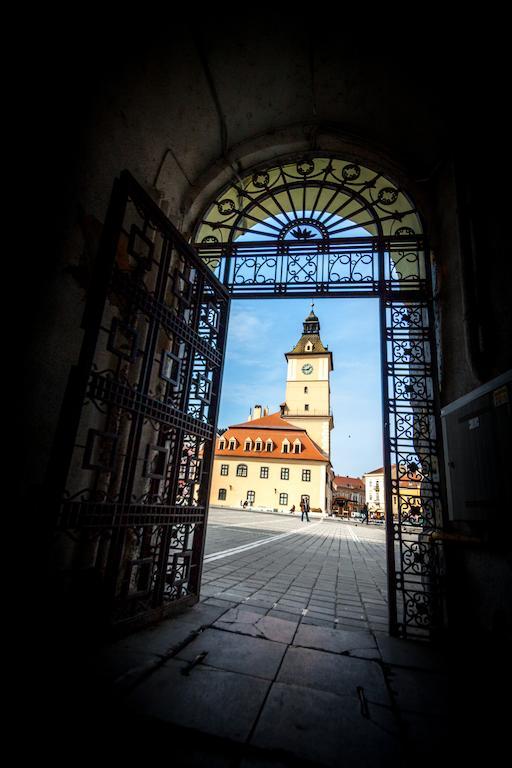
304 386 308 394
260 466 269 479
218 488 226 500
282 444 289 453
302 469 311 482
247 490 255 504
266 442 272 452
304 404 309 411
220 464 229 476
281 467 289 480
279 493 288 505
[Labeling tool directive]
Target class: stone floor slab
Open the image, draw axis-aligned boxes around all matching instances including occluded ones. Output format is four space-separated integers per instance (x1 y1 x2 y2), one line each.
277 646 390 705
176 627 287 680
125 658 270 742
294 624 380 659
251 682 399 767
214 608 297 644
376 636 445 671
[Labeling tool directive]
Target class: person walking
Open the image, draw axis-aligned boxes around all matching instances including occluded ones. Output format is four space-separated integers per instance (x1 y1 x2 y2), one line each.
301 498 310 523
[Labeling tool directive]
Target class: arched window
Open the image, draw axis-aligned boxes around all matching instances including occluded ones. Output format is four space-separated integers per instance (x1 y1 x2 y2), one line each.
236 464 248 477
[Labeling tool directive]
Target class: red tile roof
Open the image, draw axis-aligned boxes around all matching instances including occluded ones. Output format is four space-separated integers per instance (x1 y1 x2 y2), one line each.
216 412 326 462
230 411 302 430
334 475 365 490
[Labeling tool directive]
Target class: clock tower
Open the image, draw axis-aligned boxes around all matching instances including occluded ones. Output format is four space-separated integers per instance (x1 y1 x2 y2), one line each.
283 306 334 457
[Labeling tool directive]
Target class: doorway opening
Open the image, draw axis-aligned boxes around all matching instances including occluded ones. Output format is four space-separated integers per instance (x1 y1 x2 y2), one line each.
49 154 446 641
202 294 388 634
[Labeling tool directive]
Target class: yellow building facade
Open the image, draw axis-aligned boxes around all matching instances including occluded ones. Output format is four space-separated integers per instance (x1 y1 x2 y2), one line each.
363 465 422 521
210 309 335 514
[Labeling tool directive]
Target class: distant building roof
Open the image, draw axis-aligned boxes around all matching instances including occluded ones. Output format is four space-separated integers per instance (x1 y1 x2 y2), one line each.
285 306 333 366
230 411 302 431
216 412 327 462
334 475 365 491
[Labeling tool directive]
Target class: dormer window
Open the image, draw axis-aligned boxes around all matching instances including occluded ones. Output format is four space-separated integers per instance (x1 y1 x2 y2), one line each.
228 438 236 450
255 438 263 451
305 342 314 351
293 439 302 454
265 439 273 452
244 438 252 451
282 439 290 454
219 439 226 450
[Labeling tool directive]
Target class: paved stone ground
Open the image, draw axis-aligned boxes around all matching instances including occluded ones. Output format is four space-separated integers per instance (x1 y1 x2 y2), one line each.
44 508 506 766
202 508 389 634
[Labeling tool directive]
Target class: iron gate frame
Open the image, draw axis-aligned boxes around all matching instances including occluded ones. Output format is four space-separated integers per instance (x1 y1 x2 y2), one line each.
192 153 448 640
47 170 230 634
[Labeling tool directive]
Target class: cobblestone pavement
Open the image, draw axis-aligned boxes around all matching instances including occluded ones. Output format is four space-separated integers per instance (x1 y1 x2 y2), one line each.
201 507 389 634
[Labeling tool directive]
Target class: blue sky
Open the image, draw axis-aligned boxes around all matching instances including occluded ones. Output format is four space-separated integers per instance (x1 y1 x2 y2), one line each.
218 297 383 478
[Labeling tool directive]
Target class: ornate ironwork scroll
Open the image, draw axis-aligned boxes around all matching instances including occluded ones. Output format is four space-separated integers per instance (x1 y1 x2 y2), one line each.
381 298 445 638
49 171 229 631
196 236 425 298
194 155 422 244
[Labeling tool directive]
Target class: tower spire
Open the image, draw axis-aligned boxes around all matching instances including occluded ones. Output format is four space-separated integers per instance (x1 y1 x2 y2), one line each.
303 304 320 336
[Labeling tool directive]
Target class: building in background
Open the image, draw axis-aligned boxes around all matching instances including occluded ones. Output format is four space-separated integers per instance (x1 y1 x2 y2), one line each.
210 309 334 513
332 475 365 517
363 465 422 520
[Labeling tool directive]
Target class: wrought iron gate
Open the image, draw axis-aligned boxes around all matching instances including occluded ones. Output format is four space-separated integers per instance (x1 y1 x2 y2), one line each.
193 155 447 639
49 171 229 632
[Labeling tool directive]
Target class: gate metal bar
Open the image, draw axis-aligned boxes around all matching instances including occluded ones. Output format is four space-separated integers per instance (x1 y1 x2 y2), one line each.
47 171 230 633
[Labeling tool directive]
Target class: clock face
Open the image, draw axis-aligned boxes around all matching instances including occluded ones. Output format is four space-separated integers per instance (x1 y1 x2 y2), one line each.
302 363 313 375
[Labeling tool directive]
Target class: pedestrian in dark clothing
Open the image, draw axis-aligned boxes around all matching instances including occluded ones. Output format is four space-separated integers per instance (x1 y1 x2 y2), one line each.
362 503 369 525
301 499 310 522
289 505 295 514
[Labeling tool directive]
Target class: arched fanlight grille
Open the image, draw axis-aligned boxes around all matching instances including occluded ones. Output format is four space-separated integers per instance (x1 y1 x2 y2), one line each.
193 155 422 244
